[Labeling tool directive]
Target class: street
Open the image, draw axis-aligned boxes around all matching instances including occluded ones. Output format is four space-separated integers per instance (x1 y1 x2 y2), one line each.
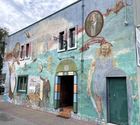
0 94 38 125
0 95 96 125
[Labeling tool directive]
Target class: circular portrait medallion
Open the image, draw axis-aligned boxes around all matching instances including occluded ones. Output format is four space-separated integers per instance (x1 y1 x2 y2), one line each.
13 42 20 58
64 65 69 71
85 10 104 37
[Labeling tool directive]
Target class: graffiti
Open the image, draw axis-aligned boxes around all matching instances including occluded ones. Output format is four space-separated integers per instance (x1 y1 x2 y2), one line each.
87 43 118 119
47 55 53 70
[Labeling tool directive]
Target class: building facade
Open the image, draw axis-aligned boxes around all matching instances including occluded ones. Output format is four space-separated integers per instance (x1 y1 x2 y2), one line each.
2 0 139 124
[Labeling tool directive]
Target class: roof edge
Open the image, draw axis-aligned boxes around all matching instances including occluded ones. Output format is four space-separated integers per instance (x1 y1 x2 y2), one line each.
9 0 81 37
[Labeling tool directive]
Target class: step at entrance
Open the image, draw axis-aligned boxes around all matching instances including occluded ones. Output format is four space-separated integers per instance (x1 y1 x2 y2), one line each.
59 106 73 118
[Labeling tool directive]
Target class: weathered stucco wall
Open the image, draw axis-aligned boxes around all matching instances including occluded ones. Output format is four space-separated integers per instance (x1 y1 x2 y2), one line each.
2 0 139 124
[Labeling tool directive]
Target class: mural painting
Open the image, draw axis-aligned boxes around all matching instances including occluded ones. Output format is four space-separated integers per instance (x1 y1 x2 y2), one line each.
87 42 117 120
39 74 50 107
26 76 42 108
47 55 53 71
25 75 51 108
13 42 20 58
2 0 139 124
8 58 20 100
85 11 103 37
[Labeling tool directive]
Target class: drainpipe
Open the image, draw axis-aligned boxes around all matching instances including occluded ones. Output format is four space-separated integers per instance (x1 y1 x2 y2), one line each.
135 0 140 28
81 0 84 73
124 0 128 25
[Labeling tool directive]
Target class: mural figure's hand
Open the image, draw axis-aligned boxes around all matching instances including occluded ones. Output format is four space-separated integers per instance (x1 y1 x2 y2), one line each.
87 87 92 97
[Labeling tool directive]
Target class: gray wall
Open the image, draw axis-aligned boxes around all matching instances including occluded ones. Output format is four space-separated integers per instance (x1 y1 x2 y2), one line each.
133 0 140 119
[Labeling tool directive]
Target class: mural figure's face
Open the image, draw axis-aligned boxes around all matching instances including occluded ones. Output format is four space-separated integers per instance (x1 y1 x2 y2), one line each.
46 74 48 79
90 14 97 24
101 44 109 57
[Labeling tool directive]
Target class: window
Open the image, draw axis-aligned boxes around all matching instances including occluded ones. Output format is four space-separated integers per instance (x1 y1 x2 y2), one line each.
20 42 31 60
67 27 77 50
20 45 24 58
60 32 64 50
26 43 29 57
70 28 75 48
17 75 28 93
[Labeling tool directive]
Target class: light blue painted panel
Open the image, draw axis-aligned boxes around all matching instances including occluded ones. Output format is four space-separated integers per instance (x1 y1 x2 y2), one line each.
74 76 77 84
55 76 58 84
55 92 57 100
74 93 77 102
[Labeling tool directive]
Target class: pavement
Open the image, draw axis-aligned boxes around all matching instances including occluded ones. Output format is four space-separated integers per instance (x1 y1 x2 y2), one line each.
0 101 97 125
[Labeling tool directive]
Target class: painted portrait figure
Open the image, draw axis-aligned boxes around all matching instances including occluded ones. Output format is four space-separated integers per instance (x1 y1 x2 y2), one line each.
87 43 118 119
40 74 51 107
85 11 103 37
8 59 20 100
14 42 20 58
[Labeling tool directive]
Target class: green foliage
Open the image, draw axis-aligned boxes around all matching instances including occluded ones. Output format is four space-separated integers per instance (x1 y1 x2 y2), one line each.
0 27 8 75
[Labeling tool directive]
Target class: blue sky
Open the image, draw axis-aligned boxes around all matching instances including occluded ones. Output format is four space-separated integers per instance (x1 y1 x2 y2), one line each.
0 0 77 35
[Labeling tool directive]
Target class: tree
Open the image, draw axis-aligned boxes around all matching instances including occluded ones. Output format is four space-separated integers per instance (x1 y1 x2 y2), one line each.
0 27 8 75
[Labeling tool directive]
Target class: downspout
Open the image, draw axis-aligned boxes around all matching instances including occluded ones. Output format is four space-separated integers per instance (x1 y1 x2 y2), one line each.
135 0 140 27
124 0 128 25
81 0 84 73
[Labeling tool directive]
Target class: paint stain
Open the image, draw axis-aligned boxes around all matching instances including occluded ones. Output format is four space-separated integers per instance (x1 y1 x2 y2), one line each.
130 76 137 81
132 94 138 99
115 37 123 41
134 82 137 87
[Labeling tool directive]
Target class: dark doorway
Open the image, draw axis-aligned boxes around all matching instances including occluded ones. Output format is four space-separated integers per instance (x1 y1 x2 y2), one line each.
107 77 128 125
60 76 74 107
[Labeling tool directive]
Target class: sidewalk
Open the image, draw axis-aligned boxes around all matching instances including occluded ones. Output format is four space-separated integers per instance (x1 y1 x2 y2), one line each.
0 101 96 125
